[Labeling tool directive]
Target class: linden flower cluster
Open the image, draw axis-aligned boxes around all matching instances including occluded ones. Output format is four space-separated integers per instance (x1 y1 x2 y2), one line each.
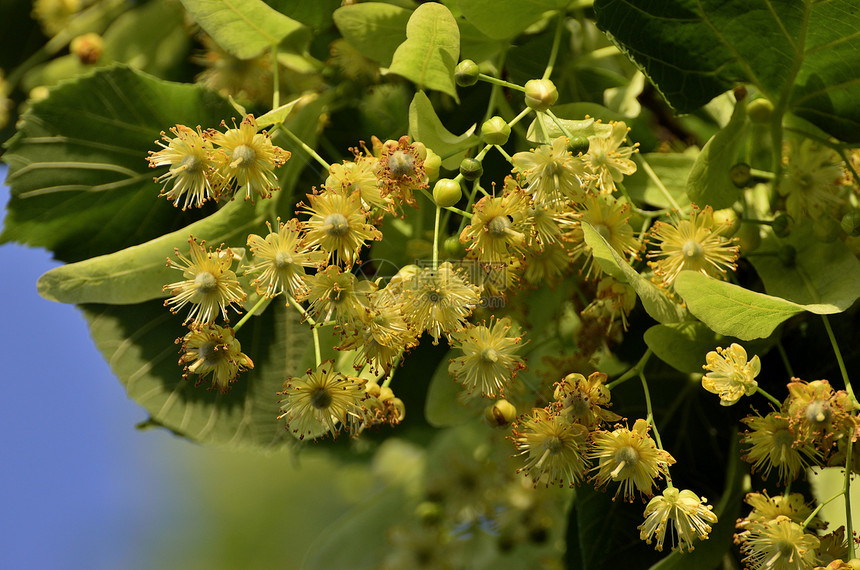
740 377 858 485
148 115 289 208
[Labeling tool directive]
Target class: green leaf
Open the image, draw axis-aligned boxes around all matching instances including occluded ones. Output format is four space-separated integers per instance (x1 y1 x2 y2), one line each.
582 222 688 324
255 97 301 129
389 3 460 101
178 0 309 59
673 272 807 340
644 321 772 374
686 97 747 209
332 2 411 67
83 300 313 448
1 65 235 262
593 0 860 142
748 221 860 312
624 152 695 210
408 92 478 170
425 349 471 428
456 0 544 40
526 113 613 145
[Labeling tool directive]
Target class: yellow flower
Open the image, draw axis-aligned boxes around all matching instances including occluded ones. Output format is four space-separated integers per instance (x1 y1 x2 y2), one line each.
701 343 761 406
780 138 844 220
163 237 246 324
648 205 739 287
522 241 572 285
586 121 638 194
448 317 526 398
566 194 641 280
737 492 820 533
378 136 428 213
278 360 367 440
580 276 637 332
785 379 859 455
304 265 374 326
740 515 820 570
741 411 821 484
400 262 481 344
326 156 386 210
459 187 529 263
211 115 289 201
148 125 220 209
302 189 383 267
245 218 325 300
178 324 253 393
639 487 718 552
512 407 590 487
589 418 675 501
512 136 589 204
337 293 418 375
553 371 621 429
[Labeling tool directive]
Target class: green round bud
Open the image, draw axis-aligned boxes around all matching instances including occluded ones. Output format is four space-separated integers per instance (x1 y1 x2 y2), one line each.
730 163 752 188
713 208 740 237
459 157 483 181
737 224 762 255
454 59 480 87
433 178 462 207
841 209 860 237
772 214 793 237
778 244 797 267
568 134 590 155
747 98 774 124
524 79 558 111
443 235 465 258
813 215 841 243
481 116 511 145
423 149 442 182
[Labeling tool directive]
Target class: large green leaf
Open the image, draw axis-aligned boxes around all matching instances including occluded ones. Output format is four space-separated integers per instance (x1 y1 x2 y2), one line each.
624 152 695 210
84 299 313 448
332 2 411 67
582 222 688 324
424 349 471 428
456 0 544 40
686 97 747 209
389 3 460 101
593 0 860 142
408 92 478 170
673 271 828 341
1 65 235 262
748 221 860 312
178 0 309 59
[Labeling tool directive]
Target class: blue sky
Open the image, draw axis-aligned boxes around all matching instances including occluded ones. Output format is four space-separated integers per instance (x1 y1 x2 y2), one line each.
0 166 184 570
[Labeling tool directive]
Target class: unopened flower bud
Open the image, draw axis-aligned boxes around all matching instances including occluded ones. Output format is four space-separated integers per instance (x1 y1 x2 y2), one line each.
459 157 483 181
730 163 752 188
443 235 465 258
841 209 860 237
454 59 480 87
747 98 773 124
484 399 517 427
772 213 793 237
70 33 103 65
423 148 442 182
433 178 462 207
713 208 740 237
524 79 558 111
568 135 590 155
481 116 510 145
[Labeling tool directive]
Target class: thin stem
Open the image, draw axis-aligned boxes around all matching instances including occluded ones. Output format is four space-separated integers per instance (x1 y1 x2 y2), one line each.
494 144 514 164
287 295 321 367
542 12 565 80
639 368 671 486
776 340 795 377
508 106 533 129
477 74 526 92
232 295 269 332
845 442 855 559
802 489 843 530
606 349 652 391
271 44 280 110
635 155 682 211
457 180 482 234
535 112 551 143
380 352 404 389
756 387 783 409
287 295 317 326
279 125 331 170
821 314 856 405
433 206 441 270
